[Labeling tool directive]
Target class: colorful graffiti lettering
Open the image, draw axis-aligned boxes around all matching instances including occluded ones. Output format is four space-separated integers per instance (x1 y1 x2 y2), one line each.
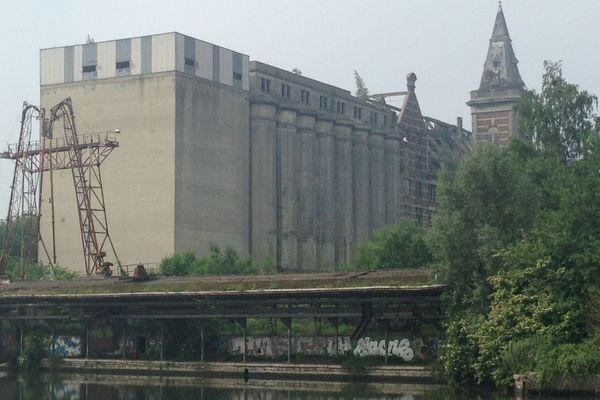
51 336 81 357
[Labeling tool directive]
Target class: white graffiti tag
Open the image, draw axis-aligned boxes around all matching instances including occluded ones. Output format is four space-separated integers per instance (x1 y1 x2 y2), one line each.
353 337 414 361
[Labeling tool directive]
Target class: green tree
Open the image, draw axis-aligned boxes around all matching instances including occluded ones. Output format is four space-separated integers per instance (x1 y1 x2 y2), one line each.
430 141 547 314
349 222 432 270
433 62 600 385
520 60 599 163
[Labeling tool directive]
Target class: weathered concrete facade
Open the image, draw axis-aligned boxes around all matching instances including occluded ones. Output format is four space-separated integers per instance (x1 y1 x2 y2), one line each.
39 33 250 272
38 33 469 274
248 63 438 270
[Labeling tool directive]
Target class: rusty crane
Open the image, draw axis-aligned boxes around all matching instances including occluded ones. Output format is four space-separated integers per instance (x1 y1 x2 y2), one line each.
0 97 121 279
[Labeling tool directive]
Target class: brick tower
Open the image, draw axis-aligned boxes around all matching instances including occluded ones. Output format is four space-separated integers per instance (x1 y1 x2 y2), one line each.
468 2 525 146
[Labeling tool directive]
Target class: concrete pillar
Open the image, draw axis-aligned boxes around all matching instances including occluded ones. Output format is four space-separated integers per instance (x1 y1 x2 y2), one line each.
287 322 292 363
384 323 389 364
368 132 385 233
385 135 402 225
84 323 89 359
122 325 126 360
277 108 299 270
315 119 335 269
241 318 247 363
200 327 204 362
249 101 278 267
352 127 370 246
297 113 317 270
160 326 164 361
333 123 354 264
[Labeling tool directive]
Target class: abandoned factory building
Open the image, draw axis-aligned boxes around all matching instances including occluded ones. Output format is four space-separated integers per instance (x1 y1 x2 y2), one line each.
37 5 520 273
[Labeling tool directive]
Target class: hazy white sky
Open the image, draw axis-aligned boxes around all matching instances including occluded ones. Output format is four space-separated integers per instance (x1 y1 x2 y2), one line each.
0 0 599 212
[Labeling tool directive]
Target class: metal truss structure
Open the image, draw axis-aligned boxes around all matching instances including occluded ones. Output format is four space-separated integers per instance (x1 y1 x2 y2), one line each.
0 97 120 278
0 103 50 279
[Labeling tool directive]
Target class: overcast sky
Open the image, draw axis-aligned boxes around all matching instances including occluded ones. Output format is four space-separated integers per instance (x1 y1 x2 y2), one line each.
0 0 599 212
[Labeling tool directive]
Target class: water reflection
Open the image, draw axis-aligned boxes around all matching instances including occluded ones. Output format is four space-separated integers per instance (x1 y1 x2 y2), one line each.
0 374 595 400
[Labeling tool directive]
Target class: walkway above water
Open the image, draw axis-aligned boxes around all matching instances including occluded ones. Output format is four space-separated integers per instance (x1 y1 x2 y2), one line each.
0 269 444 322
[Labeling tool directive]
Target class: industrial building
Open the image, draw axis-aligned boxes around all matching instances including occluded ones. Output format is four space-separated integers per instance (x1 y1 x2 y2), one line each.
38 30 472 274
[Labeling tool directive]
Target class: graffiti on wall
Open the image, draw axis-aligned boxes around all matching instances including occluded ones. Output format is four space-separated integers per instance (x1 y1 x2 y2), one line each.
51 336 81 357
229 336 437 361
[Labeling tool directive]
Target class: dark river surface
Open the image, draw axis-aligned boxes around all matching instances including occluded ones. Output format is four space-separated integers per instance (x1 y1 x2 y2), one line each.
0 373 595 400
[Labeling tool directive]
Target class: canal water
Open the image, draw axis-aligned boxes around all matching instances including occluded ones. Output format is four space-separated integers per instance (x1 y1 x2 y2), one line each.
0 374 595 400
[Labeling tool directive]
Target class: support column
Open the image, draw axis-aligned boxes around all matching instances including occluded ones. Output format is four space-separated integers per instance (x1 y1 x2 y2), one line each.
84 322 89 359
333 123 354 264
160 325 164 361
297 113 317 270
384 322 389 364
277 108 299 270
241 318 247 363
122 324 126 360
249 101 278 266
315 119 335 269
281 317 292 363
368 132 385 233
352 127 370 246
200 327 205 362
330 317 340 358
385 134 402 225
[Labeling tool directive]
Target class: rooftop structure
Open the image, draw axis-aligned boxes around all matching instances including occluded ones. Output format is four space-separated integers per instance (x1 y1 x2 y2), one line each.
468 3 525 146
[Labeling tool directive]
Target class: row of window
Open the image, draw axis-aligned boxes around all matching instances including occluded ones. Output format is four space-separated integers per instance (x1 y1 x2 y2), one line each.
82 60 243 83
260 77 388 126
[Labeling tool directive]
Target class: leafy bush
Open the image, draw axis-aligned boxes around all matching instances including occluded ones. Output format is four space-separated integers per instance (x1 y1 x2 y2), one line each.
346 222 433 271
160 244 274 277
20 332 48 372
5 257 76 281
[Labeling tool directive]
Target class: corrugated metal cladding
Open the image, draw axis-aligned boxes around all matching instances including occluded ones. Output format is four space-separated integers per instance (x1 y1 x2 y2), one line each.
40 33 248 90
40 33 249 90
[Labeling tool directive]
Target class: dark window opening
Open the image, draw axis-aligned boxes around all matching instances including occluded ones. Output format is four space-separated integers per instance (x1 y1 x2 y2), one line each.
233 72 243 81
416 208 424 225
116 61 130 70
261 78 271 93
82 65 96 73
185 57 195 67
281 84 291 98
301 90 310 104
319 95 328 110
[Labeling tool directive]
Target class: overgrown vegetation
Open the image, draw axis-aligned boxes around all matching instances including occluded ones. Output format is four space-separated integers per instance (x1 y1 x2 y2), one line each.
432 61 600 386
160 244 275 277
341 222 432 271
0 218 76 281
20 332 49 372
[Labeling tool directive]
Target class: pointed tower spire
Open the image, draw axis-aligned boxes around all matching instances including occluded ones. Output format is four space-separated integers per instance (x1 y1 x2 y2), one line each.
467 4 526 147
479 2 524 90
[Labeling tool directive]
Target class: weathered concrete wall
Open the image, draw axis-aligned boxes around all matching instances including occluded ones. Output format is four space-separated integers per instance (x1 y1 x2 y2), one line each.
40 73 177 273
174 73 250 257
297 113 317 269
315 118 336 270
249 101 278 265
247 64 454 271
277 108 299 270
